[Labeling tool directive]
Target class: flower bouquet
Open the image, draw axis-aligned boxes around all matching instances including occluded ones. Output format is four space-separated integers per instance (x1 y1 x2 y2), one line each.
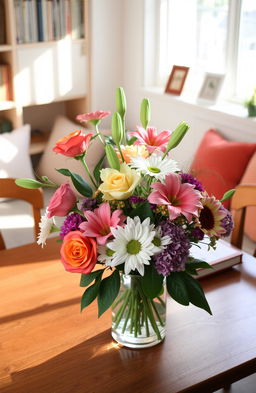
16 88 234 349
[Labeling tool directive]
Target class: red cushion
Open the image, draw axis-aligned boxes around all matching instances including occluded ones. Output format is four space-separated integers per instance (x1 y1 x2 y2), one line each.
190 129 256 208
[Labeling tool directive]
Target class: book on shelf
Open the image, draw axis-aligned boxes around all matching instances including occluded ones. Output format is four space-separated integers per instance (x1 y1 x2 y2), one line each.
14 0 85 44
0 65 11 101
190 239 243 279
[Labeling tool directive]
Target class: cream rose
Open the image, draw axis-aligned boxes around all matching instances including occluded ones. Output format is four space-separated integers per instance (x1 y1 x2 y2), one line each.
99 163 141 200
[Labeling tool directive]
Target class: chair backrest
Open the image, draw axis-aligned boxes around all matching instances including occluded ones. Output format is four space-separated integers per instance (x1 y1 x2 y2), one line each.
0 178 44 250
230 184 256 255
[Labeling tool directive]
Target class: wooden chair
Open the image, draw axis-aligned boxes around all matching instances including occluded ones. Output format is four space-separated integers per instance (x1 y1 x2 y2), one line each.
230 184 256 257
0 178 44 250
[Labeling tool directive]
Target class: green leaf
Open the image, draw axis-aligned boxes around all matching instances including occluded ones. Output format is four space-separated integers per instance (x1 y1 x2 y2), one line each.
93 154 106 183
164 121 189 157
80 273 103 311
70 173 93 197
141 264 164 299
185 259 213 271
140 98 150 129
220 189 236 202
80 270 103 287
127 136 137 146
56 168 72 176
167 272 189 306
183 273 212 315
129 201 154 222
97 270 120 317
105 143 120 170
15 178 45 189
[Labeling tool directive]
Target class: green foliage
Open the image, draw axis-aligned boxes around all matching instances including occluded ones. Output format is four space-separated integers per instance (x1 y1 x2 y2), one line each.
185 258 213 276
105 143 120 170
128 201 154 222
220 189 236 202
140 98 150 129
15 178 46 189
97 270 120 317
56 168 93 197
141 265 164 299
93 154 106 184
80 272 103 311
80 270 103 287
112 112 123 146
167 271 212 314
127 136 137 146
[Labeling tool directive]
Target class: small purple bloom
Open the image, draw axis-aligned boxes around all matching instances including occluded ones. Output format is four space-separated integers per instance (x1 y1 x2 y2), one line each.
81 197 97 212
154 221 191 276
220 207 234 237
180 173 204 192
60 213 85 239
129 195 146 204
191 227 204 242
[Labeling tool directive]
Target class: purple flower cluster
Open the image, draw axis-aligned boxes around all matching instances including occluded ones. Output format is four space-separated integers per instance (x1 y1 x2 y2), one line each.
191 227 205 242
154 221 191 276
129 195 146 204
81 197 97 212
60 213 85 239
180 173 204 192
220 207 234 237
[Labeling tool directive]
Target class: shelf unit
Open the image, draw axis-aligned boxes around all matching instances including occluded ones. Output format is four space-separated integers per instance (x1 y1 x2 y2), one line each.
0 0 90 150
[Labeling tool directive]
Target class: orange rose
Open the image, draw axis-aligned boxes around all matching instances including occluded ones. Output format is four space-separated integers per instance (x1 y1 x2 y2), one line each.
53 130 93 157
60 231 97 273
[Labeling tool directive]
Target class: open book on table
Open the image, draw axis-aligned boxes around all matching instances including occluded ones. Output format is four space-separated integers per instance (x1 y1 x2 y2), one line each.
190 239 243 279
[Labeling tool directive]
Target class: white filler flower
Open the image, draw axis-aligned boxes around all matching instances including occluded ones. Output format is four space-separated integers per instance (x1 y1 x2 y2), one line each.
37 209 55 247
107 216 156 276
131 153 179 181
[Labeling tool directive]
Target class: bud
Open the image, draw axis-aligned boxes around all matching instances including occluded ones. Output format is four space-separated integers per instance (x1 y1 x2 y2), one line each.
116 87 126 118
140 98 150 129
112 112 123 146
221 189 236 202
164 121 189 157
15 178 44 189
105 143 120 170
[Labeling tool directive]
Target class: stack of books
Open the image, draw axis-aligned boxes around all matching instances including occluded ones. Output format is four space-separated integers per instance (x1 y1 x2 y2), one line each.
0 65 11 101
14 0 84 44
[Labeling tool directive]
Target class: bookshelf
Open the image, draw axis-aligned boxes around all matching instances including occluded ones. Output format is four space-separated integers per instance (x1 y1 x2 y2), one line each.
0 0 90 151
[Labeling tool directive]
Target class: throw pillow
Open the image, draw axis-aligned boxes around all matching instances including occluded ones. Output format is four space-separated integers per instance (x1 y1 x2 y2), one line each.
37 115 110 191
0 124 34 179
190 129 256 208
240 151 256 241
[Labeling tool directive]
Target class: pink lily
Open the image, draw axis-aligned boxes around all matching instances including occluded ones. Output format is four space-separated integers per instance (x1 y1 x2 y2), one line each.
129 126 171 153
79 203 126 245
148 173 202 222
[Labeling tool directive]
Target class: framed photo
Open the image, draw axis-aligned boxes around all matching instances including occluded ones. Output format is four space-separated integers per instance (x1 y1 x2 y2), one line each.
198 73 225 104
165 65 189 95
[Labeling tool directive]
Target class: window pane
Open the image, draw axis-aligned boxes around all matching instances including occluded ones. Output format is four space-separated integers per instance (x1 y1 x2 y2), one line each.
236 0 256 99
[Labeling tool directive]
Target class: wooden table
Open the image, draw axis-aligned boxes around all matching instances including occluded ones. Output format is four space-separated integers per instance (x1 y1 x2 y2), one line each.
0 239 256 393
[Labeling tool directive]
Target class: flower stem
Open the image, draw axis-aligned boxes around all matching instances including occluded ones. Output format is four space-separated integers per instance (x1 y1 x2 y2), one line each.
150 299 164 326
80 157 98 189
95 124 105 145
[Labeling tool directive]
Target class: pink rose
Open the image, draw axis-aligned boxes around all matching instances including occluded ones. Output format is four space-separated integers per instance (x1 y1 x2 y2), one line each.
53 130 93 157
47 182 77 218
60 231 97 273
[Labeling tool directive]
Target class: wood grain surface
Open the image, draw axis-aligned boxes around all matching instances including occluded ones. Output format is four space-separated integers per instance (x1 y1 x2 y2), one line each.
0 238 256 393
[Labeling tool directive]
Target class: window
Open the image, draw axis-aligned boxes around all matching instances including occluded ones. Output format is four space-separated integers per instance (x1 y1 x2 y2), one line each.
144 0 256 102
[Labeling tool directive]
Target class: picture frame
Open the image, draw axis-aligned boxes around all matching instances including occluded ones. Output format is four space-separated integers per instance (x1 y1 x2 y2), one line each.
197 73 225 104
165 65 190 95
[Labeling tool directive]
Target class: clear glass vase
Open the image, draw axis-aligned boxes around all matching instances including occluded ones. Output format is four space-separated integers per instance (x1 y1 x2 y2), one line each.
111 274 166 348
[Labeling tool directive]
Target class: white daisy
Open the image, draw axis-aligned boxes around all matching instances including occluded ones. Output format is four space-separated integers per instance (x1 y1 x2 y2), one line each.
97 245 115 264
106 216 156 276
37 209 55 247
152 227 172 254
130 153 179 181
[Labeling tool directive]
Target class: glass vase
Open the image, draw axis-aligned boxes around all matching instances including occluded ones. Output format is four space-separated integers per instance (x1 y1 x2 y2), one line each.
111 274 166 348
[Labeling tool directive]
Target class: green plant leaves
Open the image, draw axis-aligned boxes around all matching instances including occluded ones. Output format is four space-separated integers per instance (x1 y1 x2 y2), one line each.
80 270 103 287
185 258 213 275
220 189 236 202
56 168 93 197
141 265 164 299
80 271 104 311
167 271 212 314
93 154 106 184
129 201 154 222
15 178 46 189
97 270 120 317
167 272 189 306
